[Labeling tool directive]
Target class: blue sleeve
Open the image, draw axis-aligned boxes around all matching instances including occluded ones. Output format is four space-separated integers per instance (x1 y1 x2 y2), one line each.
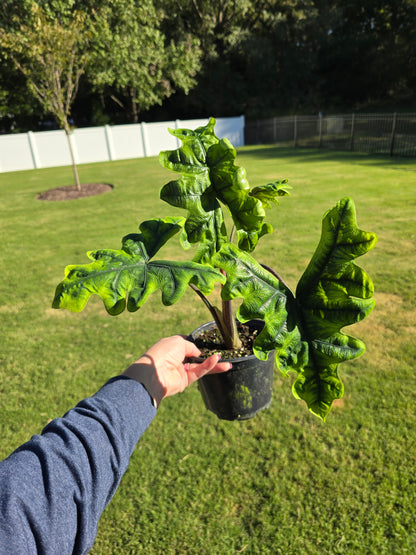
0 376 157 554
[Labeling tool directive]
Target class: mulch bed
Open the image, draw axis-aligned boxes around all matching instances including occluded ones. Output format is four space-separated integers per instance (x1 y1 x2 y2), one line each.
37 183 113 201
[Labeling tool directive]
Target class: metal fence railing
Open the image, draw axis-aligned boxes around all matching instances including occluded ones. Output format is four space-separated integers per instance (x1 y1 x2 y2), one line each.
244 113 416 158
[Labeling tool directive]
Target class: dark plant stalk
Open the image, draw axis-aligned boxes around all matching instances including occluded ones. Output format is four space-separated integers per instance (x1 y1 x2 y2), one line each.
219 225 242 349
189 283 217 319
221 274 242 350
189 283 238 350
261 263 292 292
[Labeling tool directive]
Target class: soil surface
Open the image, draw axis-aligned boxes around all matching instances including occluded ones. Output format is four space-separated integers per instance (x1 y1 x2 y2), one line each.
37 182 113 201
193 323 259 360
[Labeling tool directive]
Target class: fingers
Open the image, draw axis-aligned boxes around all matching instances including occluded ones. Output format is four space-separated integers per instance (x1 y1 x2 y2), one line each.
187 354 232 382
145 336 200 366
137 336 232 400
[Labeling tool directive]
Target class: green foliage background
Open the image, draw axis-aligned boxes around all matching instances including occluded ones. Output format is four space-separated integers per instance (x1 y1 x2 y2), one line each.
0 148 415 552
1 0 416 132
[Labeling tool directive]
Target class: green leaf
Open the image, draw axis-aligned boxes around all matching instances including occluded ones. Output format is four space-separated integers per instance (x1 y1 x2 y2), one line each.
159 117 284 255
213 198 377 421
159 119 227 259
206 139 268 236
160 174 226 258
53 217 225 315
213 244 309 376
212 243 291 361
236 222 273 253
132 217 188 259
249 180 291 209
292 197 378 419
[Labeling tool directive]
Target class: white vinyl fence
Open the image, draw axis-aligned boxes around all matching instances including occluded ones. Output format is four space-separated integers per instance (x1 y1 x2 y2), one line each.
0 116 245 173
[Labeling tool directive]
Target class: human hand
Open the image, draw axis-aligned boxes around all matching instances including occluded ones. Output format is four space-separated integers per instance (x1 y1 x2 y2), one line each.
122 335 232 407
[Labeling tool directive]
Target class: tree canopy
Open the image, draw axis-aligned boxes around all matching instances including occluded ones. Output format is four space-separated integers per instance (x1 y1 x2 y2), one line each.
87 0 201 122
0 1 90 186
1 0 415 132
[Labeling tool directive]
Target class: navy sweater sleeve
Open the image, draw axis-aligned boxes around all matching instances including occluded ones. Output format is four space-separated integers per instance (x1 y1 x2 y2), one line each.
0 376 157 554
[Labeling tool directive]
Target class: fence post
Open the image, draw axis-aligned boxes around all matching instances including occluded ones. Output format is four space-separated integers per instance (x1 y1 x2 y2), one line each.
240 114 245 146
389 112 397 157
140 122 149 157
273 117 278 143
27 131 41 169
104 125 115 161
350 113 355 151
318 113 323 148
174 120 182 148
294 115 298 147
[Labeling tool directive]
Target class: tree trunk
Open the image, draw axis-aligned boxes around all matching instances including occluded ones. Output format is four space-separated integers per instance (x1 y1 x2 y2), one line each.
129 87 139 123
64 123 81 191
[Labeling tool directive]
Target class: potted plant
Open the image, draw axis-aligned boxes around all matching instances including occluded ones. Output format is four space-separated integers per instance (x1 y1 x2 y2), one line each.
53 118 377 421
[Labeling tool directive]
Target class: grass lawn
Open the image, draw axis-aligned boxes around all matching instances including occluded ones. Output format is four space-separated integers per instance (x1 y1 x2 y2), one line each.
1 146 415 554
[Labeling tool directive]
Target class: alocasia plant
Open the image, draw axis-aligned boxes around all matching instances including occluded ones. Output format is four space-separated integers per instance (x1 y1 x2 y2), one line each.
53 118 377 420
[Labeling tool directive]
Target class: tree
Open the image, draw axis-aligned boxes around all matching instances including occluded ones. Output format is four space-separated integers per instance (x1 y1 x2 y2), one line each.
156 0 416 117
155 0 321 117
0 2 90 189
314 0 416 110
86 0 202 123
1 0 415 132
0 55 43 133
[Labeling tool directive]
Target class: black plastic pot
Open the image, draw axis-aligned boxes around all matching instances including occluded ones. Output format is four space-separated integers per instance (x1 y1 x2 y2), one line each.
192 320 275 421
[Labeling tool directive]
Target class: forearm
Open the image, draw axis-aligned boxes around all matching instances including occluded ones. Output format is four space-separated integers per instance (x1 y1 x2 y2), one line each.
122 356 166 408
0 335 230 554
0 376 156 555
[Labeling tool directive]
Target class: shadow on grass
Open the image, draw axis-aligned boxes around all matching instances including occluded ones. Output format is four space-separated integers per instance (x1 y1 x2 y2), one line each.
238 145 416 169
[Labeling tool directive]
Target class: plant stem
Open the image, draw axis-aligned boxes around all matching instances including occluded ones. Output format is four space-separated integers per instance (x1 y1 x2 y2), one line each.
189 284 239 350
220 269 242 350
229 224 236 244
261 263 292 292
220 225 243 349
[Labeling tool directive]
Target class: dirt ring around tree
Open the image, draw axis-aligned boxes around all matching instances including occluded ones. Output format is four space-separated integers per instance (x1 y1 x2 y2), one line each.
36 183 113 201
